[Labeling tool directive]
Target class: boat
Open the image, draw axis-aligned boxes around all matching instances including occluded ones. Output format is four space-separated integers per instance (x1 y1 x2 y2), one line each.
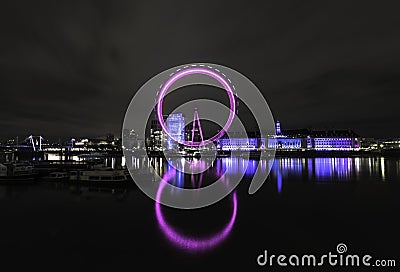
69 168 131 183
0 162 37 183
43 171 70 181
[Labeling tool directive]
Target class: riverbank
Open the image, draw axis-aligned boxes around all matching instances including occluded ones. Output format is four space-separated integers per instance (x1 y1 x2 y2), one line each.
146 149 400 158
273 149 400 158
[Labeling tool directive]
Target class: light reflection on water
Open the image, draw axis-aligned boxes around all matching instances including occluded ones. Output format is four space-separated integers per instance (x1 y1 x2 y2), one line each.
37 153 400 183
267 157 398 194
155 167 237 252
46 153 398 190
133 156 396 178
42 154 400 252
0 154 398 258
128 156 399 195
126 155 400 251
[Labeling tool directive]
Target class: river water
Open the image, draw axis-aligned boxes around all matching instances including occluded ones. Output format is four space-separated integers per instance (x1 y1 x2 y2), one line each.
0 156 398 271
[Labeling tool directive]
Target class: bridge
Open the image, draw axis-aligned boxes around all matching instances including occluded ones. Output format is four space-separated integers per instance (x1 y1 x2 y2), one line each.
0 135 67 152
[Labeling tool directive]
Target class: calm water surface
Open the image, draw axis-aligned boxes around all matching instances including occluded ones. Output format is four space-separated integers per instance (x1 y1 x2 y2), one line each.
0 157 398 271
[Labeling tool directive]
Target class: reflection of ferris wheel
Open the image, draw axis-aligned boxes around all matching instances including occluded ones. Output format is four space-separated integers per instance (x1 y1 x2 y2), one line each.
154 66 239 147
155 167 237 251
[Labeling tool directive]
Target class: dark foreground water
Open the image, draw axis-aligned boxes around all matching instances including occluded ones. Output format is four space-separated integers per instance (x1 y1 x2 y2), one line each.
0 157 399 271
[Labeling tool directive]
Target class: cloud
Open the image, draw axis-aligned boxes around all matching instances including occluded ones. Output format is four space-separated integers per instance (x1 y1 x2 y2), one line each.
1 0 399 139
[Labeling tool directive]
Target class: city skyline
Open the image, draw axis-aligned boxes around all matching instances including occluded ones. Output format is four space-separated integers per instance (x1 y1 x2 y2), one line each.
1 120 397 147
1 120 398 143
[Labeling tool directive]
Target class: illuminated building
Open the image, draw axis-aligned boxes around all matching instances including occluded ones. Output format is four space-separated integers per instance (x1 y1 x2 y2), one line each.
269 121 360 151
149 116 166 151
267 121 303 149
146 115 361 152
122 129 144 150
166 113 185 150
267 137 302 149
106 133 115 143
216 138 259 151
216 132 266 151
313 138 355 151
275 120 282 135
310 130 360 151
378 139 400 150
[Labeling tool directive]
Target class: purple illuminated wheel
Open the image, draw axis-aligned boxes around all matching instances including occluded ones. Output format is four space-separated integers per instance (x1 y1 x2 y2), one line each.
155 168 237 251
156 67 236 147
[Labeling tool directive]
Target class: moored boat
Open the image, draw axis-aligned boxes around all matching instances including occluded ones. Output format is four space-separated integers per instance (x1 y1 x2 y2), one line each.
43 171 70 181
69 168 131 183
0 162 37 183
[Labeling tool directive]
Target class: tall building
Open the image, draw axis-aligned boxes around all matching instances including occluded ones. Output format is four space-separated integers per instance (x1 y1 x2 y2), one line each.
166 113 185 150
268 121 302 149
122 129 139 150
106 133 115 143
149 116 166 151
275 120 282 135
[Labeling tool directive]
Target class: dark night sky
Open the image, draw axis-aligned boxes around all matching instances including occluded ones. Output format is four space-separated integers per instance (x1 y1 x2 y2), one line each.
1 0 399 141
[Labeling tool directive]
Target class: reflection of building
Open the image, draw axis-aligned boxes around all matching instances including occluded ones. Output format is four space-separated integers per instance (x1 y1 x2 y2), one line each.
166 113 185 150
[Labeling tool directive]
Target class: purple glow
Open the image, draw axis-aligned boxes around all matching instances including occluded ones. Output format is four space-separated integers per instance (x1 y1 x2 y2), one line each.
190 171 203 188
155 168 237 251
166 113 185 150
277 169 282 193
156 67 236 147
268 138 302 149
313 158 352 179
217 138 259 151
276 121 281 135
314 138 354 151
